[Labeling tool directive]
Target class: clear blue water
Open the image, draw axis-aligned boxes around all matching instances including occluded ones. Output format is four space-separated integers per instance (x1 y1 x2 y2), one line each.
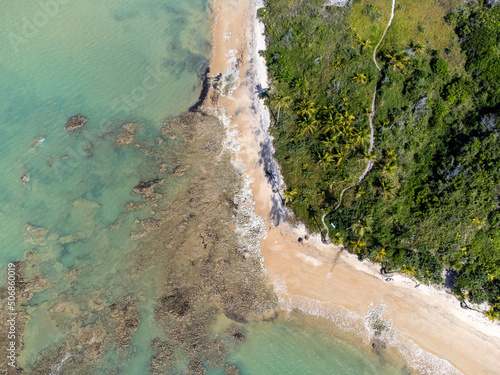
0 1 411 374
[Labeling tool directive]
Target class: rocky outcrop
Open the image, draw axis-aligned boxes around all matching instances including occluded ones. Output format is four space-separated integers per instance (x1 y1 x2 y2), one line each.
109 297 140 349
20 174 30 187
30 137 45 148
64 115 88 132
116 122 138 147
168 165 190 179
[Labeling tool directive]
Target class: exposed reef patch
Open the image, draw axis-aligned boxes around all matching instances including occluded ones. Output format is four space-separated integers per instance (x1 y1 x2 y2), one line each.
12 111 277 374
64 115 88 133
116 123 138 147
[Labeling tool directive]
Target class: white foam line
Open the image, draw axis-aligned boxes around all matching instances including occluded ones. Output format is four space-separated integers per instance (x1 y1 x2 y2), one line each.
282 295 464 375
209 0 273 269
49 353 73 375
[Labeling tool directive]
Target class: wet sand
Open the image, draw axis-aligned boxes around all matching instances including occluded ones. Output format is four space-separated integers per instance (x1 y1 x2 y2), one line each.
205 0 500 374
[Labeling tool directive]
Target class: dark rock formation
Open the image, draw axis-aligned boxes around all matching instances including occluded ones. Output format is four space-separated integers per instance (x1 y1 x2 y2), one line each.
227 324 245 343
168 165 190 179
189 66 211 112
64 115 88 132
133 179 163 193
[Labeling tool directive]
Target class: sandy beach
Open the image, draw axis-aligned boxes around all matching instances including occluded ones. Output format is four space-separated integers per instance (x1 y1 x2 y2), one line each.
205 0 500 374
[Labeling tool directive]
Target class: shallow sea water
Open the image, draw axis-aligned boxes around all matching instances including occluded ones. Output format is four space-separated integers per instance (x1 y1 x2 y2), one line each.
0 1 411 374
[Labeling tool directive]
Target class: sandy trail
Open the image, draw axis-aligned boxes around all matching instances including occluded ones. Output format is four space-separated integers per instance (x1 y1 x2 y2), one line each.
205 1 500 374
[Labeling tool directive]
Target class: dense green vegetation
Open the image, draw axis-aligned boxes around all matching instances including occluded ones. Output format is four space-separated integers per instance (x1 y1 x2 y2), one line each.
260 0 500 318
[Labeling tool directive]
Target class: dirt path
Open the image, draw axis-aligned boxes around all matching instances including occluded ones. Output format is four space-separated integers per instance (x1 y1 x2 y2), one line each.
321 0 396 240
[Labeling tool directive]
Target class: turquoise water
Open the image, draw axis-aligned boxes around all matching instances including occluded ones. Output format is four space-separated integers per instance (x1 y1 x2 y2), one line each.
227 315 410 375
0 0 211 268
0 1 412 374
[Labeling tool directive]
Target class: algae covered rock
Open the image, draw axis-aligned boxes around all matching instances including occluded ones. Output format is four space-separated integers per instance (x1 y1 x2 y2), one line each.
64 115 88 132
109 297 140 349
116 122 138 147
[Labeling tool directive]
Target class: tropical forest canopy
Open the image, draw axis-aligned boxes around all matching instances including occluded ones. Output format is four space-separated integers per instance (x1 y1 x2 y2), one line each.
259 0 500 319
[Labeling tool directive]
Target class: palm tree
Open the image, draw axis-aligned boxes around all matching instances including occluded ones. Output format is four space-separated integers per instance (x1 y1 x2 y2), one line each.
386 52 410 71
360 39 372 51
361 151 377 163
332 147 349 166
318 151 334 170
351 216 373 238
291 132 304 143
353 73 367 84
322 119 337 134
297 100 317 119
283 188 298 204
355 128 371 147
385 149 397 162
332 60 342 70
299 117 318 136
324 177 336 191
401 264 416 276
380 180 395 199
319 105 335 121
322 135 339 151
293 77 308 94
271 94 292 125
382 162 397 177
410 41 426 53
333 232 344 246
350 239 367 253
336 111 355 128
483 308 499 322
372 248 386 262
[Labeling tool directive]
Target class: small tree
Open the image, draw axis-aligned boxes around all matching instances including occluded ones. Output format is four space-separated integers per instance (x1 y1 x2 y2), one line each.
271 94 292 125
351 239 367 253
297 100 317 119
353 73 367 84
372 248 386 262
386 52 410 71
484 307 499 322
283 188 298 204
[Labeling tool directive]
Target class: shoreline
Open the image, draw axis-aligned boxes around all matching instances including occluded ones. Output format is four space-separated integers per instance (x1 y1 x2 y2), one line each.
204 0 500 374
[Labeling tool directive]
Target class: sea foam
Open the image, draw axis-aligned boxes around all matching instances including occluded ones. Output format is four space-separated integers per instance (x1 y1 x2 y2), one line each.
281 295 464 375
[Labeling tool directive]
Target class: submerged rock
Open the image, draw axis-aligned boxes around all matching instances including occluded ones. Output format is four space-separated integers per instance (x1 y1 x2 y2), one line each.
224 365 240 375
168 165 190 179
133 178 164 193
131 218 164 240
64 115 88 132
132 178 164 208
86 142 94 157
20 173 30 187
24 224 49 245
155 287 202 318
125 202 146 211
226 324 245 343
116 122 138 147
109 297 140 349
150 338 174 375
30 136 45 148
